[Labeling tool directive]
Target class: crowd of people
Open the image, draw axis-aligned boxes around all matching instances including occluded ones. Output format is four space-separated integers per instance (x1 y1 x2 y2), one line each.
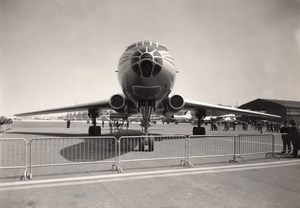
211 119 300 158
210 120 282 133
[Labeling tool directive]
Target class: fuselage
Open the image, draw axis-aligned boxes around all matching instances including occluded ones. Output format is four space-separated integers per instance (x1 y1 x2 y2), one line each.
118 41 177 103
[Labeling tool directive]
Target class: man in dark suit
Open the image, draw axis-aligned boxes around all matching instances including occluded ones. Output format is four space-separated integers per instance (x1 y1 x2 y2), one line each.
289 120 300 158
280 121 291 154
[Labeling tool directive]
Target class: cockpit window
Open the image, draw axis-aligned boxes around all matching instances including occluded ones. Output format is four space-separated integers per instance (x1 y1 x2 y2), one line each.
127 42 164 78
126 43 136 51
126 41 167 51
152 64 162 76
140 48 147 53
132 64 141 76
158 44 168 51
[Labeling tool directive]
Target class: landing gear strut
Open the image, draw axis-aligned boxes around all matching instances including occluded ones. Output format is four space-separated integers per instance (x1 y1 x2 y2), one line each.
193 111 206 135
138 100 155 151
88 111 101 136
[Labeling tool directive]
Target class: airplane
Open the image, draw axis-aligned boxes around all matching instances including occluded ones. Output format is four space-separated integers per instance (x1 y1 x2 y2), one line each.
15 40 280 151
0 116 13 125
202 114 236 124
220 114 236 121
162 111 193 124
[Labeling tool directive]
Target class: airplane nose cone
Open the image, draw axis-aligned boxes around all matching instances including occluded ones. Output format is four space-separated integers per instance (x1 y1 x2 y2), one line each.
131 49 162 78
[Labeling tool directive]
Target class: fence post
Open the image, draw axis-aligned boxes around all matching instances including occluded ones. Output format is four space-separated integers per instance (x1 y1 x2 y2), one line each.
229 135 244 164
265 134 280 159
181 136 193 167
112 137 123 173
28 141 33 179
272 134 275 157
229 135 237 163
19 139 29 181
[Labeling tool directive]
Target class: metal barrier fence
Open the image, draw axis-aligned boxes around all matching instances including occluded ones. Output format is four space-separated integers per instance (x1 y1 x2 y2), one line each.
188 135 235 159
28 136 117 178
0 133 287 179
274 133 286 152
116 135 188 172
0 138 28 180
231 134 279 163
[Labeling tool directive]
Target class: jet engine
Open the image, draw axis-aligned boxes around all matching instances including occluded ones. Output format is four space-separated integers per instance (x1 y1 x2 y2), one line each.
109 94 127 112
163 94 185 114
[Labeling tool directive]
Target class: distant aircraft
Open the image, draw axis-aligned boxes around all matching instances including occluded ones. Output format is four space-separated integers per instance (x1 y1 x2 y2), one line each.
220 114 236 121
163 111 193 124
0 116 13 125
15 41 280 151
202 114 236 124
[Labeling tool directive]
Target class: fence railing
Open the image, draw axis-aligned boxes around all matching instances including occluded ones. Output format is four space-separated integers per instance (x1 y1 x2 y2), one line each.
28 136 117 179
188 135 235 159
0 133 284 179
230 134 279 163
115 135 188 172
0 138 28 180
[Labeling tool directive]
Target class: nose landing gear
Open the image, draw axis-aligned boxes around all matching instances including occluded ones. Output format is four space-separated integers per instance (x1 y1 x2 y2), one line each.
138 99 155 151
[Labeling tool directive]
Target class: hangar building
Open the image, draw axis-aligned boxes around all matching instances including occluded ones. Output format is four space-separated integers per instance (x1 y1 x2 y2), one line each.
239 99 300 126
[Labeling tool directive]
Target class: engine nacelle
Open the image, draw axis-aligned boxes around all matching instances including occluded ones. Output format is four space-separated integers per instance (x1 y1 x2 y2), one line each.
169 94 185 110
162 94 185 114
109 94 127 112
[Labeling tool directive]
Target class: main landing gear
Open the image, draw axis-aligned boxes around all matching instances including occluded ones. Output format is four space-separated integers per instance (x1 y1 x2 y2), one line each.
192 111 206 135
88 111 101 136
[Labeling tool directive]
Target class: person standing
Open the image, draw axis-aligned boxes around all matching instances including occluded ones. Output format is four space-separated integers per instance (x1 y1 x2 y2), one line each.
280 121 291 154
66 119 71 128
289 120 300 158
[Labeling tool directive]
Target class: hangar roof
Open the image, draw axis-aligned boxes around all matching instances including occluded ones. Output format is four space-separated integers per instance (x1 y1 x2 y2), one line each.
239 99 300 110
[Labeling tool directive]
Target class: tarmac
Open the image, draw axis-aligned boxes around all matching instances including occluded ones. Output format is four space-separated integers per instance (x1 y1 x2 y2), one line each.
0 121 300 208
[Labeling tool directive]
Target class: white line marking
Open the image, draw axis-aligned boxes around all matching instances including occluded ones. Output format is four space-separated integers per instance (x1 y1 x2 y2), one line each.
1 160 300 191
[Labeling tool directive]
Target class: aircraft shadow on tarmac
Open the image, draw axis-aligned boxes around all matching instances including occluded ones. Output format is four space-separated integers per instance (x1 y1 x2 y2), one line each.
6 129 159 138
6 131 88 137
8 129 160 162
59 129 162 162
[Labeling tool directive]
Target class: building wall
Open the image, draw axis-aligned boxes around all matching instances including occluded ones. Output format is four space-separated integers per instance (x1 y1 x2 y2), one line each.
286 107 300 127
266 108 285 119
239 99 300 127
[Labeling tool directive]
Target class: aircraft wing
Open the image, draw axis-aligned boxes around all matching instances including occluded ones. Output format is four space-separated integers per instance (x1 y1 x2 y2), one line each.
183 99 281 119
14 100 110 117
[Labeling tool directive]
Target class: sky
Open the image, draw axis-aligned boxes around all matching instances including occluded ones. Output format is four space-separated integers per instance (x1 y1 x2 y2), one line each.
1 0 300 116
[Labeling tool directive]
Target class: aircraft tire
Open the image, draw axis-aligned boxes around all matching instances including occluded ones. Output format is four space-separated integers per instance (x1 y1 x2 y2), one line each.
200 127 206 135
95 126 101 136
88 126 101 136
193 127 199 135
139 138 145 151
193 127 206 135
88 126 94 136
148 136 154 152
192 127 197 135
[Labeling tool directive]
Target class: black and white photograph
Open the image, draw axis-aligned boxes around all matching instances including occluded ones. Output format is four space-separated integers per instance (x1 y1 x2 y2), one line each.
1 0 300 207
